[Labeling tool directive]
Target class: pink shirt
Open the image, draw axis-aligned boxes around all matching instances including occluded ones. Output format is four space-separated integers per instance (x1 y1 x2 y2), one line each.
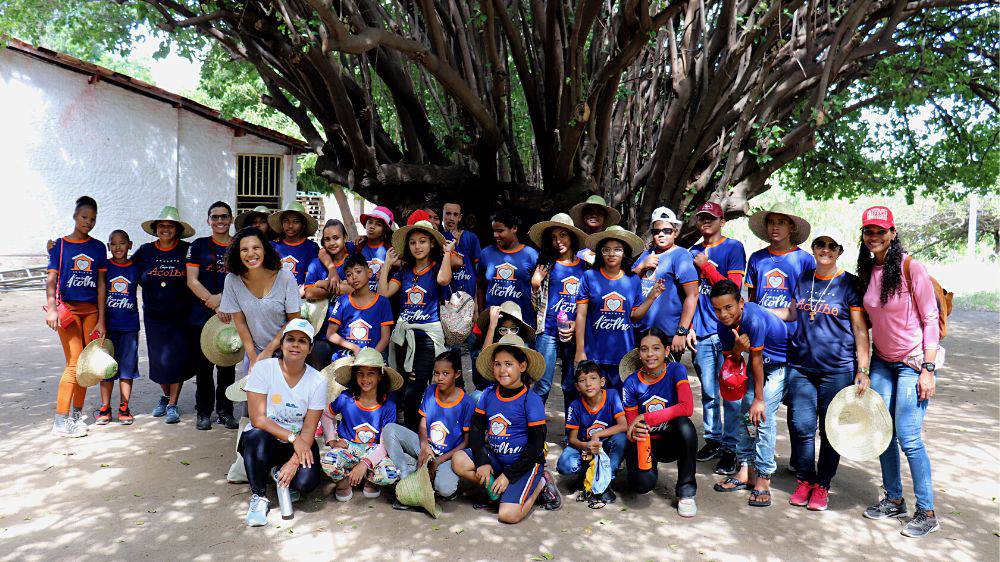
863 256 940 362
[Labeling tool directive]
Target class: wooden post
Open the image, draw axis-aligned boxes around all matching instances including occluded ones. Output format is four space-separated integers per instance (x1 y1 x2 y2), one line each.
968 193 979 259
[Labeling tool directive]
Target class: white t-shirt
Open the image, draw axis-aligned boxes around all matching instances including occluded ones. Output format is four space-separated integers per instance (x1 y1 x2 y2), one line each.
244 358 326 434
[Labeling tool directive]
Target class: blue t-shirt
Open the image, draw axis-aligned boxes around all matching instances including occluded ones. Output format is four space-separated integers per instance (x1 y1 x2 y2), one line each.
566 390 625 441
303 255 348 341
689 237 747 338
358 241 389 292
272 238 320 286
330 393 397 445
444 230 481 296
475 385 546 468
746 247 815 335
391 262 444 324
186 237 230 326
717 301 789 364
105 260 140 332
577 268 643 371
328 294 394 353
478 244 538 319
419 385 476 456
541 258 588 336
634 246 699 333
621 363 690 437
47 237 108 303
133 241 191 314
789 270 862 374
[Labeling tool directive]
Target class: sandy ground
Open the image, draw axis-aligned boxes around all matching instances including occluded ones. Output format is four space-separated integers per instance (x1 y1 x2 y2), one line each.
0 290 997 561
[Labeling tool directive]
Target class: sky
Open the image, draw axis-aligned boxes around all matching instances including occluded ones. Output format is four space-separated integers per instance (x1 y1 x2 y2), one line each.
126 33 202 94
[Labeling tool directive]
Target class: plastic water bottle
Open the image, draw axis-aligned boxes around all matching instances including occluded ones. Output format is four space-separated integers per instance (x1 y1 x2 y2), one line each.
557 311 572 342
271 467 294 520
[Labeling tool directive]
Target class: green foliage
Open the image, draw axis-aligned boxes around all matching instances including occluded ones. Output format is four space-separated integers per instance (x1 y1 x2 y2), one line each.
953 290 1000 312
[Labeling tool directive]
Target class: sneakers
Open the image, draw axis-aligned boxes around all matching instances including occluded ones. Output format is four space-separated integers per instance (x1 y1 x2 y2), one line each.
94 405 112 426
677 497 697 518
807 486 829 511
539 470 562 510
152 396 169 417
714 450 740 475
51 414 87 438
246 494 269 527
901 510 940 537
789 480 815 507
118 403 134 425
863 495 908 520
165 405 181 424
218 412 240 430
69 407 88 429
696 440 723 462
196 414 212 430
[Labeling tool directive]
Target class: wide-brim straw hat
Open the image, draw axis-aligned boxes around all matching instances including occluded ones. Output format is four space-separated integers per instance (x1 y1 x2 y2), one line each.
476 301 535 343
235 205 271 230
476 334 546 383
268 201 319 237
395 463 438 518
391 220 446 257
333 347 404 391
748 203 812 246
585 225 644 256
200 316 245 367
528 213 587 249
320 356 352 404
569 195 622 228
225 375 249 402
825 386 893 462
142 206 196 239
77 338 118 388
300 299 330 337
618 348 643 381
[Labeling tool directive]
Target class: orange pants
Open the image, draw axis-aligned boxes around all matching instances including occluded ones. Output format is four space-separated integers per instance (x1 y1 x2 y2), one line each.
55 301 99 414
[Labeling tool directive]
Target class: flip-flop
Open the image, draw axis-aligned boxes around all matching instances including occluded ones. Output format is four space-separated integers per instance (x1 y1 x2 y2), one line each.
748 489 772 507
713 477 748 492
587 496 607 509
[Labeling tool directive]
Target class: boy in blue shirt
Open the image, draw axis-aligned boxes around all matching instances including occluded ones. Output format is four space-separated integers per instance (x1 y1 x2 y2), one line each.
327 254 394 360
99 229 140 425
557 360 627 507
269 202 320 286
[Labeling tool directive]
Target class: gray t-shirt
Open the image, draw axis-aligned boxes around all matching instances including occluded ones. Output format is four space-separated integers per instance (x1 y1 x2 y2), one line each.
220 269 301 352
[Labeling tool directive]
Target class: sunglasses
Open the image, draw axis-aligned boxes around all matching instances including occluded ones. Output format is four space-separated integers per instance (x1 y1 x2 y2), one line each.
601 247 625 255
812 240 841 250
650 227 675 236
498 326 520 335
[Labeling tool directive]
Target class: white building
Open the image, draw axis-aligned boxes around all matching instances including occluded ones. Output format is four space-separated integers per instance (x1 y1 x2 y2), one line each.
0 39 307 259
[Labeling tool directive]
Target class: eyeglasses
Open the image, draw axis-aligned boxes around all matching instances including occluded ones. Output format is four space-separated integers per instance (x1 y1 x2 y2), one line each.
601 247 625 255
209 214 232 221
812 240 841 250
498 326 520 335
650 227 675 236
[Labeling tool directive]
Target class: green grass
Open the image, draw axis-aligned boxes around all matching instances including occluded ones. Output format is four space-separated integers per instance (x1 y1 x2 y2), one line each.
953 290 1000 312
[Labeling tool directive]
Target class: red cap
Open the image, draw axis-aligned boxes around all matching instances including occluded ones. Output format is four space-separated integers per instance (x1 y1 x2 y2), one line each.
695 202 724 218
719 357 748 401
406 209 432 226
861 206 894 230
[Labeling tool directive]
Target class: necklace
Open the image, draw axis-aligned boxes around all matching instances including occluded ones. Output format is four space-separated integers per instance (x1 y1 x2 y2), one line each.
808 270 840 321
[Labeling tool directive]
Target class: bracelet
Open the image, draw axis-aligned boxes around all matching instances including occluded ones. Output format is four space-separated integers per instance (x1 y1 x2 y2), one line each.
857 367 870 376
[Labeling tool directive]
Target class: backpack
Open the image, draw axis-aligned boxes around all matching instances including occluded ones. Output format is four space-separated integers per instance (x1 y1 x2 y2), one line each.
440 290 476 346
904 256 954 339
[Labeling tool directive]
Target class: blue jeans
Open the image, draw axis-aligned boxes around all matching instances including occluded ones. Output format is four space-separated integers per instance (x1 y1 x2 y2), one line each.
448 330 477 391
736 363 787 478
693 334 741 450
533 333 575 405
787 367 852 488
870 356 934 511
556 433 627 476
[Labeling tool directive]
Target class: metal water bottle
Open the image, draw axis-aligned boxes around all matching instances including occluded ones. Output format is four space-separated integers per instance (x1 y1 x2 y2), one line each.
636 434 652 470
272 467 294 520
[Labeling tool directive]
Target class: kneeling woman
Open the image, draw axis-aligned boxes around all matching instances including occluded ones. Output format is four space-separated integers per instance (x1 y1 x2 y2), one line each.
241 318 327 527
453 335 561 523
621 328 699 517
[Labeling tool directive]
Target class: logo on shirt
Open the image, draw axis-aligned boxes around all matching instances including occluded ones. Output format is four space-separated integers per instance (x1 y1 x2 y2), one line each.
763 268 788 290
368 258 383 277
71 254 94 272
429 420 450 446
281 255 299 275
559 276 581 296
643 396 668 413
585 420 608 440
600 291 626 313
354 422 378 444
405 284 428 306
494 263 517 281
347 319 373 342
488 413 511 437
109 276 131 294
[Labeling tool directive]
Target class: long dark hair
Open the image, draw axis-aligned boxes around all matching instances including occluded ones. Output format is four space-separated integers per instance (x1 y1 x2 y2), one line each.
538 226 581 268
401 229 444 271
226 227 282 275
347 367 390 405
593 238 636 274
857 233 905 306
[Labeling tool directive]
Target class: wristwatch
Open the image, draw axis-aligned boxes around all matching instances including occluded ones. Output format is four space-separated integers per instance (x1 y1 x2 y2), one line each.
675 326 691 336
921 362 936 372
287 432 297 443
858 367 870 376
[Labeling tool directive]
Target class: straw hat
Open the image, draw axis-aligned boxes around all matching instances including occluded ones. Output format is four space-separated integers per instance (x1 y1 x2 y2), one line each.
618 348 643 381
235 205 270 230
394 463 439 518
747 203 812 246
77 338 118 387
268 201 319 237
320 356 352 404
527 213 587 249
585 225 644 256
300 299 330 336
200 316 245 367
825 386 893 462
142 206 196 239
225 375 249 402
476 301 536 343
476 334 546 383
333 347 404 391
391 220 446 257
569 195 622 228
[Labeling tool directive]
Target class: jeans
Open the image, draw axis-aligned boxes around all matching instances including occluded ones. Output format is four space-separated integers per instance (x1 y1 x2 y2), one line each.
448 330 477 391
693 334 741 450
736 363 787 478
870 356 934 511
533 333 575 405
190 324 235 417
625 417 698 498
787 367 852 488
556 432 627 477
239 428 322 497
397 330 436 431
380 423 460 496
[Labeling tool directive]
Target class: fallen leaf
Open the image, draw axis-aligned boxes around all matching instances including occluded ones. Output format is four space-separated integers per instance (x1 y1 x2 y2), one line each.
135 521 144 526
669 544 678 549
454 528 464 534
115 539 125 544
950 510 961 516
133 493 142 498
431 525 441 531
619 507 628 512
100 463 110 468
146 509 157 514
179 461 190 466
598 518 612 526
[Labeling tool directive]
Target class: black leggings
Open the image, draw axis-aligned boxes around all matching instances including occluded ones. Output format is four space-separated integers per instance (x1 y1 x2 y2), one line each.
239 428 323 497
625 417 698 499
397 330 437 431
188 326 235 416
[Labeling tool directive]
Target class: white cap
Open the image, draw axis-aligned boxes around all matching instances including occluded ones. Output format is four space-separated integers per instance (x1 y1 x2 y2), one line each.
282 317 316 342
812 228 848 248
650 207 682 226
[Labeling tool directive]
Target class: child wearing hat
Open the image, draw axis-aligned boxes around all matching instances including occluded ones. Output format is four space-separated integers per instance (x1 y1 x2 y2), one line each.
96 229 141 425
327 253 394 360
269 202 320 287
744 204 815 323
356 206 395 292
569 195 621 265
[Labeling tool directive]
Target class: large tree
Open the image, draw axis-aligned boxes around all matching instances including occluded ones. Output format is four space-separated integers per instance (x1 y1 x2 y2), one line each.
3 0 995 236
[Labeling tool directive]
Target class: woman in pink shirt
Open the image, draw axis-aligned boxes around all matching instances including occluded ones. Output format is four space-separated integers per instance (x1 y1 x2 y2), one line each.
856 205 940 538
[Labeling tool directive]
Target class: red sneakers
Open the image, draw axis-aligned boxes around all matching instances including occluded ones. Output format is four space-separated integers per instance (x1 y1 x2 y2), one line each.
807 486 830 511
94 405 112 425
789 480 814 506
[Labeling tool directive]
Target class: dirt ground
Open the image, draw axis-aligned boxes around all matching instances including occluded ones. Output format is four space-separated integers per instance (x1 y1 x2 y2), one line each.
0 290 997 561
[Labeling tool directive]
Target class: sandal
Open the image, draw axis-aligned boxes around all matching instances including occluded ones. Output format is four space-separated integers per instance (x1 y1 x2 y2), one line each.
576 491 593 503
713 477 748 492
588 496 607 509
748 489 772 507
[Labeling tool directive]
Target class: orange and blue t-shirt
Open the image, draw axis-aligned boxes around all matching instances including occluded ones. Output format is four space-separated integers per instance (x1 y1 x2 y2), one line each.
566 390 625 441
444 230 481 296
106 260 140 332
330 393 397 445
328 294 394 354
622 363 689 437
272 238 320 285
391 262 444 324
358 241 388 292
47 237 108 303
717 301 789 364
478 244 539 318
133 240 191 313
689 237 747 337
541 258 587 336
634 246 699 333
419 385 476 456
186 236 230 325
475 385 546 467
746 247 815 333
576 268 643 367
789 269 862 374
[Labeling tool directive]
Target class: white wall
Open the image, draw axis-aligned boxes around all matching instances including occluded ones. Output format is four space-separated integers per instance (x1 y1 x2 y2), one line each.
0 48 296 261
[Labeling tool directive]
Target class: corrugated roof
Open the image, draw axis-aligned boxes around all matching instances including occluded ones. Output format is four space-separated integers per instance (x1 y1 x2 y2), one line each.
5 38 309 153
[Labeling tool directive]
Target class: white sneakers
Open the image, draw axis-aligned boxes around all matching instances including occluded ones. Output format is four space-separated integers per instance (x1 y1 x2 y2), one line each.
678 497 698 518
51 414 87 438
246 494 269 527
